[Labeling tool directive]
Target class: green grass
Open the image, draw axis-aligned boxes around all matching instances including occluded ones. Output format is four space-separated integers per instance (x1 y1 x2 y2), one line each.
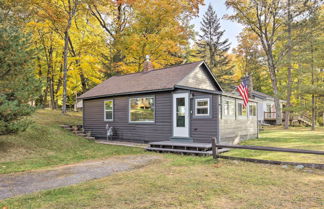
223 126 324 164
0 110 323 208
1 154 323 209
0 109 144 174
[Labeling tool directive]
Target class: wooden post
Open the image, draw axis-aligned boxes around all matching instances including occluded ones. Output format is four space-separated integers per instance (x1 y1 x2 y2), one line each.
211 137 218 159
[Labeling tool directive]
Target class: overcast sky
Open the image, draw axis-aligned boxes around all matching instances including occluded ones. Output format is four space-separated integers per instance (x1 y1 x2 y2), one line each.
191 0 244 51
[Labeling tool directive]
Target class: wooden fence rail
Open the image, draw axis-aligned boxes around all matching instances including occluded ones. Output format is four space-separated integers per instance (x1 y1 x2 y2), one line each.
211 137 324 169
214 144 324 155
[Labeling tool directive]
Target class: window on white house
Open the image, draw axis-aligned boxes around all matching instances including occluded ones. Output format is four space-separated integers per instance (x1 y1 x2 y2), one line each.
104 100 113 121
129 97 155 122
249 103 257 117
266 104 272 112
195 98 210 116
237 102 247 117
223 100 235 117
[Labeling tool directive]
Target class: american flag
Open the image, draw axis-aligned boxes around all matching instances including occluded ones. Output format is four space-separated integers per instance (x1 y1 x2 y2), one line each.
237 77 249 107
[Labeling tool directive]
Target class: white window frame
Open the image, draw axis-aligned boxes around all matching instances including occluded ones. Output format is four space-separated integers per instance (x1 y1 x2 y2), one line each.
129 96 155 123
223 99 235 118
104 100 113 121
249 103 257 117
195 98 210 116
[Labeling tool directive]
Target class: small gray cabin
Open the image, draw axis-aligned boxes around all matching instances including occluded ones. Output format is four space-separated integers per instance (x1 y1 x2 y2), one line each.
79 61 258 145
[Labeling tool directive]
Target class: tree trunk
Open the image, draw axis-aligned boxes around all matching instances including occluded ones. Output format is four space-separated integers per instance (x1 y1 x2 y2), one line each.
36 56 44 106
49 75 55 109
74 92 78 112
284 0 292 129
311 41 315 131
62 30 69 114
267 51 282 125
68 36 87 93
47 46 55 110
62 0 78 114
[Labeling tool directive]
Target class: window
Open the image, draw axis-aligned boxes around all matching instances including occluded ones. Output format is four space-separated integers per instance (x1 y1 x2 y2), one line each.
266 104 272 112
237 102 247 117
176 97 186 127
249 104 257 117
104 100 113 121
223 100 235 117
129 97 155 122
195 98 210 116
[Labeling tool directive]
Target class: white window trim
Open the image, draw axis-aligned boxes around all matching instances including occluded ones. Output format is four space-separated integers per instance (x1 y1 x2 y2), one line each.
104 100 113 121
195 98 210 116
223 99 235 118
237 101 247 118
129 96 155 123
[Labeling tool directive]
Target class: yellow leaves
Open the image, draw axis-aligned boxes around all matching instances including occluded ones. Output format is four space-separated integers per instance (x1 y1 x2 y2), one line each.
113 0 198 72
11 0 204 106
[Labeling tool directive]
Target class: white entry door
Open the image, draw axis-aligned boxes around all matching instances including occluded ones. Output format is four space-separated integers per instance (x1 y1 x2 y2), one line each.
173 93 190 138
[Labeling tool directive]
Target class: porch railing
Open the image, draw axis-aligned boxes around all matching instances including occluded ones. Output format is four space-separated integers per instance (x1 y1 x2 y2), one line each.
264 112 285 120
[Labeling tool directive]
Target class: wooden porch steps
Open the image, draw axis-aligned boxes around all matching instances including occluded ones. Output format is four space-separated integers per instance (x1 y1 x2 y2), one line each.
146 141 229 156
146 147 212 155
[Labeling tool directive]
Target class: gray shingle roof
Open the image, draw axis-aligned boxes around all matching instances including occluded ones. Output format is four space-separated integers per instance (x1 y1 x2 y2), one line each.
79 61 205 99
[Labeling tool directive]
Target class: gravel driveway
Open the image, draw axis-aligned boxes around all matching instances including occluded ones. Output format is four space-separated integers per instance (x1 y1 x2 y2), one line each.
0 155 160 200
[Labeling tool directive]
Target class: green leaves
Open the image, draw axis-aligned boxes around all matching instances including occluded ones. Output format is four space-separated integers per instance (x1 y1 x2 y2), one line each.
0 10 39 135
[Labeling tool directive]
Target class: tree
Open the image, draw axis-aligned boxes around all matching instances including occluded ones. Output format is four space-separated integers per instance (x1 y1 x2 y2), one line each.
295 3 324 130
61 0 80 114
284 0 293 129
196 4 232 86
90 0 203 74
226 0 285 125
281 0 318 129
233 29 270 93
0 6 40 134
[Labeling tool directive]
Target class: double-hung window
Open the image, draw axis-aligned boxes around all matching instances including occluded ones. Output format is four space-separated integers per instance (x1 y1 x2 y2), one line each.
129 97 155 122
249 103 257 117
237 102 247 117
223 100 235 117
104 100 113 121
195 98 210 116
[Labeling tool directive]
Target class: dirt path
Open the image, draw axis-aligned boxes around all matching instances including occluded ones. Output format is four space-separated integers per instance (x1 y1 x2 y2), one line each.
0 155 160 200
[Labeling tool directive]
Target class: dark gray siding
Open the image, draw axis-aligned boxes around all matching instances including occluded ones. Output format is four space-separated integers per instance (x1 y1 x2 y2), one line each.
83 92 172 143
190 91 219 143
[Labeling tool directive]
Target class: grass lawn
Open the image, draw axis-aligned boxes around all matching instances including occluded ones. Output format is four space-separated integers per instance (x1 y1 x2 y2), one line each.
0 109 144 174
1 155 323 209
0 110 323 208
223 126 324 164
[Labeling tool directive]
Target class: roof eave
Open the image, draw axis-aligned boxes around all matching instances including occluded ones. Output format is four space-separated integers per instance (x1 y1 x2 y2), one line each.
78 87 175 100
174 85 222 95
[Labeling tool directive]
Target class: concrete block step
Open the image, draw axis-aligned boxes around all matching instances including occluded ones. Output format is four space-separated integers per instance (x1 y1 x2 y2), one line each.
85 136 96 140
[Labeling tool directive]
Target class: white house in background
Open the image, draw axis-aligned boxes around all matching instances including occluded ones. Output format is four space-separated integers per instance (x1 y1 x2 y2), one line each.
252 90 286 124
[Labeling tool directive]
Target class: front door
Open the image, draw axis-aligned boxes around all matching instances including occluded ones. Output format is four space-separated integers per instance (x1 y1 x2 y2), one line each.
173 93 190 138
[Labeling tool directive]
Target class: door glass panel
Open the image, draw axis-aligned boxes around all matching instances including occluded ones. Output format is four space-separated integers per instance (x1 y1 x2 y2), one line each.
176 97 185 127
